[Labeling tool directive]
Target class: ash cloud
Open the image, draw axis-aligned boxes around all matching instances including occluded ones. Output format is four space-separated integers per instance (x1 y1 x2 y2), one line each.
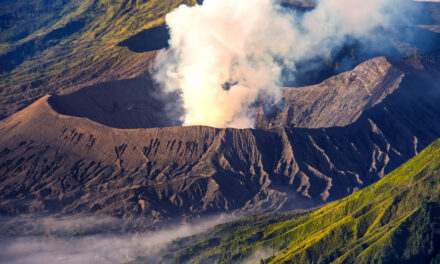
0 214 233 264
154 0 421 128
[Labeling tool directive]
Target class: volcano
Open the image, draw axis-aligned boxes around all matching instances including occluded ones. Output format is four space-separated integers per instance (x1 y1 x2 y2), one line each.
1 1 440 263
1 56 440 229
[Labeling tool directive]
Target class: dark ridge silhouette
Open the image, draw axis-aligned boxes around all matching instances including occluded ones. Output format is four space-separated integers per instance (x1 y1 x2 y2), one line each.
118 25 170 53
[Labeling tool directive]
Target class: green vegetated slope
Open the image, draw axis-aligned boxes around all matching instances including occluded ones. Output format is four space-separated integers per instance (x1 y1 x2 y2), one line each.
155 139 440 264
0 0 196 118
0 0 87 45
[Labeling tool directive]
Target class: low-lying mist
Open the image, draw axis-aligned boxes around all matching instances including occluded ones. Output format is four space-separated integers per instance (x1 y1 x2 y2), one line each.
0 214 233 264
154 0 425 128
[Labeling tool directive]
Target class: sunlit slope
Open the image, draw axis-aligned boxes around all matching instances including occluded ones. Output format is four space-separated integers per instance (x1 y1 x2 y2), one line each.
0 0 196 118
156 139 440 264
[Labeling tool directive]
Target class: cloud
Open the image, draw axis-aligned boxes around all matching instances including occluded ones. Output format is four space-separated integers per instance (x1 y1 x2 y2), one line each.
154 0 416 128
0 214 233 264
240 248 276 264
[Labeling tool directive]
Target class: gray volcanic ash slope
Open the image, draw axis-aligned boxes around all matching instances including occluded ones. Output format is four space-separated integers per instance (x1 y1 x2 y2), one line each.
1 57 439 229
257 57 405 129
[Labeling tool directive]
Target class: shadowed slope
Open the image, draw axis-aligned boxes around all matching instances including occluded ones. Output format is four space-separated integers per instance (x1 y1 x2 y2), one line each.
117 25 170 53
49 76 182 129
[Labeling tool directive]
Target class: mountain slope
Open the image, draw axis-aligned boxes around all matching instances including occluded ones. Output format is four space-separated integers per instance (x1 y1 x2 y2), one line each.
1 57 439 228
257 57 405 129
149 138 440 264
0 0 196 119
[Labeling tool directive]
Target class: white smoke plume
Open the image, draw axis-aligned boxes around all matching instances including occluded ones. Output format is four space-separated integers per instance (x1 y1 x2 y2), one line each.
154 0 413 128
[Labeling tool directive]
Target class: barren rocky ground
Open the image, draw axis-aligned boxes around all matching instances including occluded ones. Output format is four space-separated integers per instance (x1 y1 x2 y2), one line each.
1 57 439 230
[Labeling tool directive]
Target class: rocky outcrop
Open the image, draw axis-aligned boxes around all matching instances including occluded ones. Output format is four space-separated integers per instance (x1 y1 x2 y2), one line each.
0 57 439 229
257 57 405 129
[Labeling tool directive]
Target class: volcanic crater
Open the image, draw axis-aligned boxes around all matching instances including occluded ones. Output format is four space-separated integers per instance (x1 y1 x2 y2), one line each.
1 56 440 229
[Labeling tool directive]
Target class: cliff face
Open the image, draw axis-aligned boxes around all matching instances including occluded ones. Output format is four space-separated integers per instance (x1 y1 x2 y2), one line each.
1 57 439 228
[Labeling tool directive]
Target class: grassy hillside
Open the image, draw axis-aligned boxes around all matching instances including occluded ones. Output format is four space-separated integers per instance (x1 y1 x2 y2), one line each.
148 139 440 264
0 0 196 118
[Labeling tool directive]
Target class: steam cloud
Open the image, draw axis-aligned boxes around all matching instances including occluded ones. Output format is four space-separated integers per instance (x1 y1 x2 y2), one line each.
154 0 413 128
0 214 233 264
